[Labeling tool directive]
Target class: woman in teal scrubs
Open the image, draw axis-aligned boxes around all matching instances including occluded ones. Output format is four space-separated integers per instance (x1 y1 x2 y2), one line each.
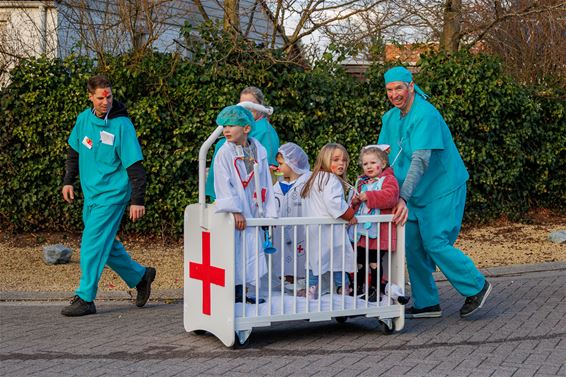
378 67 492 318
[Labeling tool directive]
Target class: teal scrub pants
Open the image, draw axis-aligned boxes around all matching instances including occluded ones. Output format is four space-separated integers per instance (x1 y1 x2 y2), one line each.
406 185 485 309
75 204 146 302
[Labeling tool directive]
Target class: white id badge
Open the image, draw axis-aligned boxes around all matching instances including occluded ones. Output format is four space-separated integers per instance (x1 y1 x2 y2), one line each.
82 136 93 149
100 131 115 145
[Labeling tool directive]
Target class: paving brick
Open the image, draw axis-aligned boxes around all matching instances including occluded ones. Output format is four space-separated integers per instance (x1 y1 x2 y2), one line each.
466 369 496 377
509 368 540 377
489 366 517 377
546 350 566 366
458 356 489 369
536 365 561 375
404 361 438 375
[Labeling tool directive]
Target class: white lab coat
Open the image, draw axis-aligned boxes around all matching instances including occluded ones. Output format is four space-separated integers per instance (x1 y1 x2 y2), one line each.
303 172 355 276
272 172 311 278
214 137 278 285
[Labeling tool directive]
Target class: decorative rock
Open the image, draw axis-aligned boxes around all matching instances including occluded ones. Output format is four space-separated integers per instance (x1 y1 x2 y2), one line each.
548 230 566 244
43 244 73 265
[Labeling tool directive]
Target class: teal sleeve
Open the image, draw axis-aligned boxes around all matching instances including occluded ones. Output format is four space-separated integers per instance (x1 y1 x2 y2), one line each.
118 120 143 169
409 102 444 151
68 124 80 152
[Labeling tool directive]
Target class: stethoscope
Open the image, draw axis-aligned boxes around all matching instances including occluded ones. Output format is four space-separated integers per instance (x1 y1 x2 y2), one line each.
390 135 406 167
233 156 256 189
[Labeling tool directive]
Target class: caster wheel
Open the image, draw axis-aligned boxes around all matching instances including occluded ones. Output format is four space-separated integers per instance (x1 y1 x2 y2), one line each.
379 320 395 335
191 330 207 335
232 332 250 349
335 316 348 324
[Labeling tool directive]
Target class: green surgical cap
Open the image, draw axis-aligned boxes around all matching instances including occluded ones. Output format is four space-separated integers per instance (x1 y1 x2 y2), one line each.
384 66 429 99
216 105 255 128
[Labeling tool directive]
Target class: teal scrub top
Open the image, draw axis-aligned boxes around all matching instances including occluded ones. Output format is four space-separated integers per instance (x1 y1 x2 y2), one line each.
205 116 280 200
378 94 469 207
68 109 143 206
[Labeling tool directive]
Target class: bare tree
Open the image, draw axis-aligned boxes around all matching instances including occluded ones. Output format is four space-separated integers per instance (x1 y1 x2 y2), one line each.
191 0 409 58
466 0 566 86
0 0 193 85
0 1 58 86
440 0 461 52
57 0 192 66
319 2 416 46
305 0 565 84
223 0 241 34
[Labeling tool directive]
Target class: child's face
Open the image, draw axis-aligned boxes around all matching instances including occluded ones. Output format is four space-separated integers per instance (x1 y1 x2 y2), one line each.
223 125 250 145
330 149 348 176
362 152 385 178
276 155 294 180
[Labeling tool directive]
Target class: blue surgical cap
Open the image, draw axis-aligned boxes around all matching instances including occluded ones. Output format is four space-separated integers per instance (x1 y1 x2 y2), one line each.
384 66 413 84
216 105 255 128
384 66 429 99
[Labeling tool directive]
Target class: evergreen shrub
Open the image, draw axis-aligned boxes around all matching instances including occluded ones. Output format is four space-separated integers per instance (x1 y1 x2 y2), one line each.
1 36 563 237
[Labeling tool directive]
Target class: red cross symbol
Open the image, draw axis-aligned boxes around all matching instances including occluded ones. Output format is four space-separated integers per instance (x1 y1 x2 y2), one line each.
189 232 225 315
297 244 304 254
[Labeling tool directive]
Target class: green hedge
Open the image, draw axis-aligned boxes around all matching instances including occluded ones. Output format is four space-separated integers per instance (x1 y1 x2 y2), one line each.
1 42 564 237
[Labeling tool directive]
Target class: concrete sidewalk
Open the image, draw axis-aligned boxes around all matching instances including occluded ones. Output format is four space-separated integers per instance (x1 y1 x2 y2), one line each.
2 262 563 302
1 262 565 376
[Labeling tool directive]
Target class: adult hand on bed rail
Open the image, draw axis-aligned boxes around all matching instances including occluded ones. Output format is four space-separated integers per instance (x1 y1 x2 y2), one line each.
392 198 408 226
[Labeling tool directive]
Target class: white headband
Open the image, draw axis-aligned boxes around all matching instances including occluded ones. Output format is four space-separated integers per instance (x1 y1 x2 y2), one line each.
363 144 391 152
238 101 274 116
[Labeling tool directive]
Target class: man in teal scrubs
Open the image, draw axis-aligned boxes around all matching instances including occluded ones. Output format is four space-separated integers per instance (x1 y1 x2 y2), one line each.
61 75 156 316
378 66 492 318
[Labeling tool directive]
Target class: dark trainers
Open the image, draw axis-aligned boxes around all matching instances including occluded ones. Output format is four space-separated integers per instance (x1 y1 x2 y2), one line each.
359 287 378 302
235 285 265 304
61 295 96 317
136 267 156 307
460 280 492 318
405 304 442 318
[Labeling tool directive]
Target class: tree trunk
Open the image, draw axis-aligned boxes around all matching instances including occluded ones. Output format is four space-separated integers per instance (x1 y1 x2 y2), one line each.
223 0 240 34
440 0 462 53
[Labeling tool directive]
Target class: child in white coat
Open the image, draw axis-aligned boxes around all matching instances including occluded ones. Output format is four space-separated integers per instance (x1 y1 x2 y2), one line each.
300 143 357 299
213 105 278 304
272 143 311 287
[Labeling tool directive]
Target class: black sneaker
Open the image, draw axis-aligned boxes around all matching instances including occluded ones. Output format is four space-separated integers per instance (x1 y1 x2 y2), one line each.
235 285 265 304
368 287 378 302
460 280 492 318
359 287 379 302
136 267 156 307
405 304 442 318
61 295 96 317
